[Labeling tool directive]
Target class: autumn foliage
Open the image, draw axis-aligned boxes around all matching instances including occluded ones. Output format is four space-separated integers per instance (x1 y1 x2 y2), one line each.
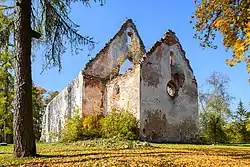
2 143 250 166
192 0 250 77
61 107 139 142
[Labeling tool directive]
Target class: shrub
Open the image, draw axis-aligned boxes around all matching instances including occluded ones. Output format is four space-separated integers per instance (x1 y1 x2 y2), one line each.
82 114 103 139
83 114 103 131
224 123 243 143
61 108 83 142
61 106 139 142
101 107 138 140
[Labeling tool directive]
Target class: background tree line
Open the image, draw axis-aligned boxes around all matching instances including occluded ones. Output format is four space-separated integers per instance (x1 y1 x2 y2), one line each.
0 52 59 143
0 9 59 144
199 71 250 144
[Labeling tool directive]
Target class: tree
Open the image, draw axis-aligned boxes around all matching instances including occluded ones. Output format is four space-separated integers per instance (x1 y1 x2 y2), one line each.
192 0 250 77
32 86 47 141
0 9 14 143
199 72 233 144
0 48 14 144
44 90 59 105
0 50 57 143
233 100 250 142
0 10 50 143
33 87 59 141
1 0 105 157
0 53 14 143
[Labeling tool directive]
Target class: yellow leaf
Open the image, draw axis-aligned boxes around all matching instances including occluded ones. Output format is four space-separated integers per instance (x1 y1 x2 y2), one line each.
214 19 224 28
247 22 250 29
225 59 230 64
231 60 237 66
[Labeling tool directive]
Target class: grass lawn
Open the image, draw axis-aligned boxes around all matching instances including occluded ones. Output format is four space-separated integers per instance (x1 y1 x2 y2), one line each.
1 139 250 166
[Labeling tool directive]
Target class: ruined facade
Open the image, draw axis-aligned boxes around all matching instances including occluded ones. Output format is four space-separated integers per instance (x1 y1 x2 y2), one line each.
41 19 199 143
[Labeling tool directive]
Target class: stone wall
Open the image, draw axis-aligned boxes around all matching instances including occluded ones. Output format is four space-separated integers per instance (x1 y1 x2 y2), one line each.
40 19 146 142
82 75 105 116
41 72 84 142
82 20 145 115
140 34 198 143
41 20 199 144
83 24 145 79
105 65 140 119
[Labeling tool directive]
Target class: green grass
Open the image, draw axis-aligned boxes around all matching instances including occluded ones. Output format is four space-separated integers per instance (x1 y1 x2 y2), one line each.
1 139 250 166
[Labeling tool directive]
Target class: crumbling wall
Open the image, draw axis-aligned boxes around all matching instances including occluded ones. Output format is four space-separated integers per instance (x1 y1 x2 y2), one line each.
83 22 145 79
41 72 84 142
105 65 140 119
82 75 105 116
82 19 145 116
41 19 146 142
140 32 198 143
41 20 199 144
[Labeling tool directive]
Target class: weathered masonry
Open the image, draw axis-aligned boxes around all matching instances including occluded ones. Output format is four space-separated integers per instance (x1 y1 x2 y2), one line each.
41 19 199 143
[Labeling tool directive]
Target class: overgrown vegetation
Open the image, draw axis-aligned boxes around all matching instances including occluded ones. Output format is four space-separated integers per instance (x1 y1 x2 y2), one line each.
82 113 103 138
61 107 139 142
101 107 138 140
61 108 84 142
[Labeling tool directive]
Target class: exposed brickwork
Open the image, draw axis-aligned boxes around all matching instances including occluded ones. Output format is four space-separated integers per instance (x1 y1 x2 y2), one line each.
82 75 106 117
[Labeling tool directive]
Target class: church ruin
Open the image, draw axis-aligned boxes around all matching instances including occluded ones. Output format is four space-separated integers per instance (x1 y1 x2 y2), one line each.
41 19 199 143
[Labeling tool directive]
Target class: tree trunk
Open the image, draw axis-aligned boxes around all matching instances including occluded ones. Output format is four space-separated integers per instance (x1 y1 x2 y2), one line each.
3 120 6 143
13 0 36 157
3 66 9 143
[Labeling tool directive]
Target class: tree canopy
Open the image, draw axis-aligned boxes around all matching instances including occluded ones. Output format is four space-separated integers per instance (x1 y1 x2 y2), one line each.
192 0 250 78
0 0 105 71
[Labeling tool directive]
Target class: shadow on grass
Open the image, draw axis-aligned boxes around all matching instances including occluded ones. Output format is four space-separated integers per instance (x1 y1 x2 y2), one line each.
21 154 126 166
35 152 101 158
35 148 250 158
22 153 178 166
0 152 12 155
4 146 250 166
219 143 250 147
234 155 250 159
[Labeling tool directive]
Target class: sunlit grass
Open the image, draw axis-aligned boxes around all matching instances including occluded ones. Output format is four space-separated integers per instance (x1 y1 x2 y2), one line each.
1 140 250 166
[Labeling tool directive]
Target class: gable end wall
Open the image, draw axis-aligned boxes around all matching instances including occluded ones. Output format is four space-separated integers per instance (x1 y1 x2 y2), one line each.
140 42 199 143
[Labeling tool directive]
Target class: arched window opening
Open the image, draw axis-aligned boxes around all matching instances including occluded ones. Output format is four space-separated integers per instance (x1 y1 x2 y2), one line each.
119 59 133 74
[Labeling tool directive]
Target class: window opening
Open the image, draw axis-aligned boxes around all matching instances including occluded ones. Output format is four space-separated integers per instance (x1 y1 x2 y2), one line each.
166 80 177 98
113 83 120 95
170 51 174 66
127 31 133 47
119 59 133 74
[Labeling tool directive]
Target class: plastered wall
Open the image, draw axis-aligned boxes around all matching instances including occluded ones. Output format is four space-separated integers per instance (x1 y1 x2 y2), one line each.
41 72 84 142
140 41 198 143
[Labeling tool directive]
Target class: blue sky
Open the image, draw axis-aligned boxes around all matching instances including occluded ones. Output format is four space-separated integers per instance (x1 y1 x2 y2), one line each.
32 0 250 111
